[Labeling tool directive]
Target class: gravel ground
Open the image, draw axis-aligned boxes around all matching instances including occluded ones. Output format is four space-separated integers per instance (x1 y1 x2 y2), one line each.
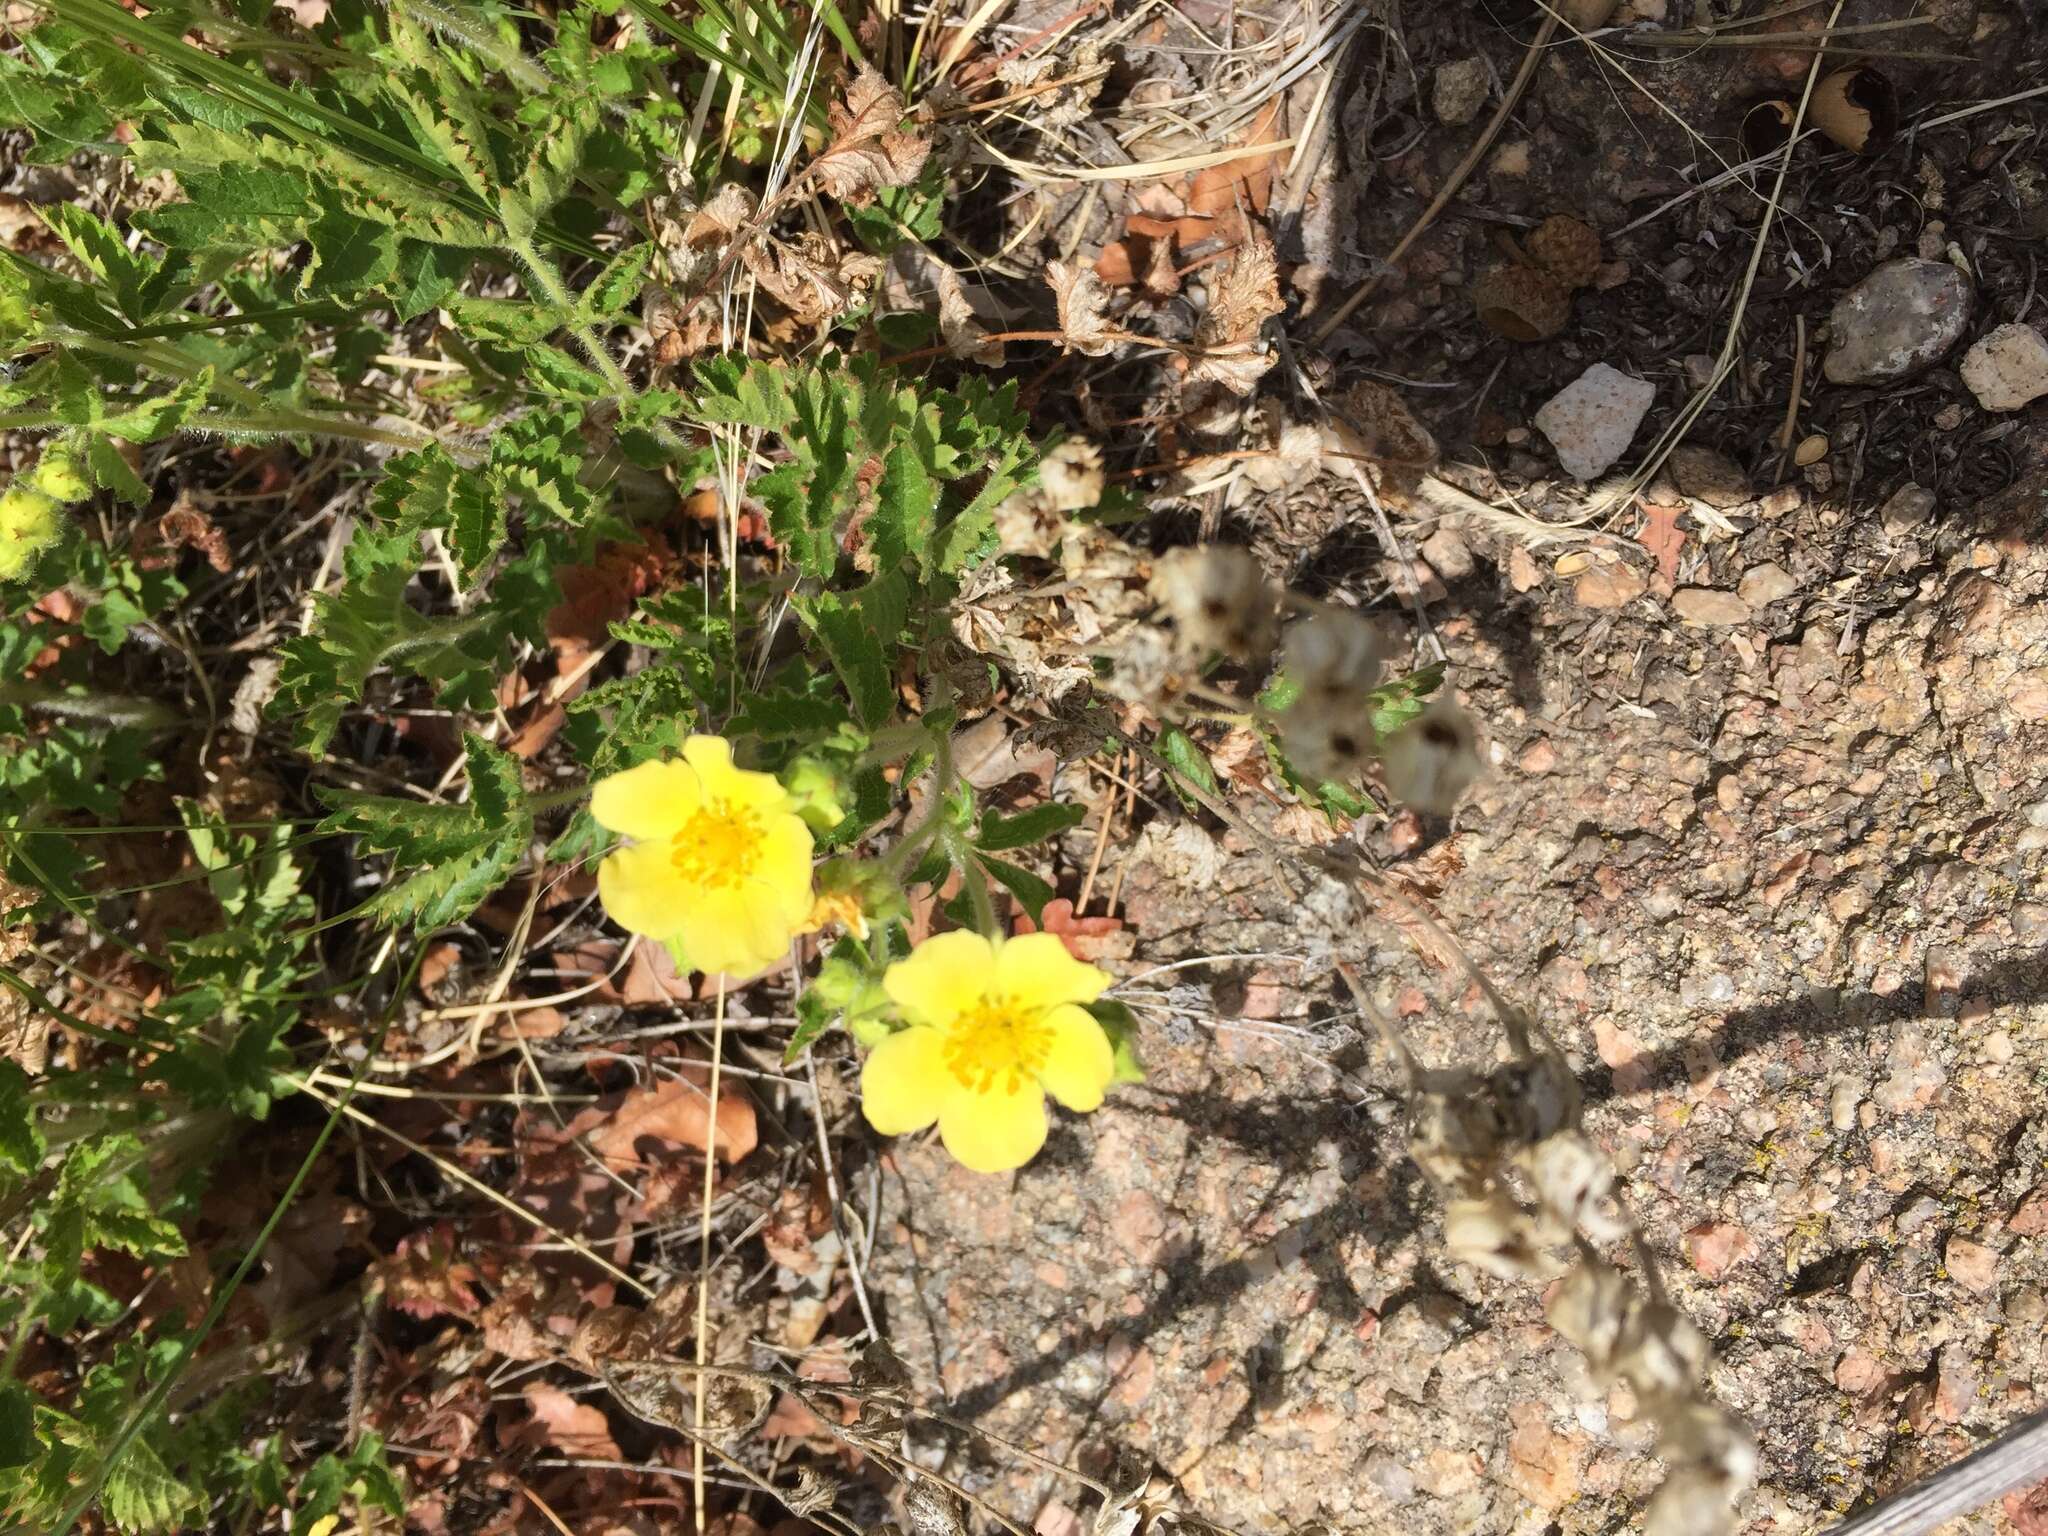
867 442 2048 1536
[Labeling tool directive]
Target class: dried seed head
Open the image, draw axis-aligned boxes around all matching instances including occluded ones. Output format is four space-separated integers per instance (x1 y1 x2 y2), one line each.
1101 626 1190 709
1149 545 1279 660
1489 1049 1581 1143
1408 1067 1504 1193
1381 700 1482 815
1278 712 1376 786
1546 1257 1636 1379
1523 1131 1622 1240
1645 1405 1757 1536
903 1481 966 1536
1618 1300 1710 1401
1444 1191 1556 1280
1039 438 1106 512
1283 607 1383 705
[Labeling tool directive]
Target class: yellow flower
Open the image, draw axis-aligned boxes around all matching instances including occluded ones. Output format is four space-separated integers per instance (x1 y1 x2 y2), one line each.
861 931 1114 1173
592 736 815 977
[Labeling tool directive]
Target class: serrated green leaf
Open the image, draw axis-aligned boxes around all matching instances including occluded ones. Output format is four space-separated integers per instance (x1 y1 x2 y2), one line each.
318 734 532 931
976 801 1087 852
579 243 653 319
799 580 902 728
0 1381 34 1470
1370 662 1446 738
976 853 1053 923
1158 728 1218 807
102 1434 200 1534
0 1059 42 1175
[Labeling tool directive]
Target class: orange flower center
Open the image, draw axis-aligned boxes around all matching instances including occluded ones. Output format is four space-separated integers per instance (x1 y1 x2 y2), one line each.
942 993 1050 1096
669 800 764 889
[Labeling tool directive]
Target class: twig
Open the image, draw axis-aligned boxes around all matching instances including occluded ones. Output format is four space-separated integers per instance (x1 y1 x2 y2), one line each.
1821 1406 2048 1536
692 975 728 1536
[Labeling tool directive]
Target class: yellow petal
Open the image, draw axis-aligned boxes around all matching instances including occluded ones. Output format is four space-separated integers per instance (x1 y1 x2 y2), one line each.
751 813 816 926
676 888 798 977
591 758 699 840
683 734 792 814
995 932 1110 1013
597 842 692 939
1034 1003 1114 1112
884 930 994 1028
860 1026 949 1135
938 1080 1047 1173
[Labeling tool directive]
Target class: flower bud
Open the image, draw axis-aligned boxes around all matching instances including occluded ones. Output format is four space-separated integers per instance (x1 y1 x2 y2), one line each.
0 484 61 581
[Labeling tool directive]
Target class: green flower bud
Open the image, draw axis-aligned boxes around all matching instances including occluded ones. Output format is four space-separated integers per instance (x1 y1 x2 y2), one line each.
28 446 90 505
783 755 849 832
0 485 61 582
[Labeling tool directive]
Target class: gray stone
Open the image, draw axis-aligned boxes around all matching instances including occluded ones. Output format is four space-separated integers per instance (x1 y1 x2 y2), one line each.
1673 587 1753 626
1959 322 2048 411
1533 363 1656 480
1879 482 1936 534
1822 258 1973 385
1738 562 1799 606
1432 58 1490 127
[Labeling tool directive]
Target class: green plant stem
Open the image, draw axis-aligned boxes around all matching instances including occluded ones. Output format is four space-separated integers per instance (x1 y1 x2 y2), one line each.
941 827 1000 938
878 727 957 880
503 234 637 402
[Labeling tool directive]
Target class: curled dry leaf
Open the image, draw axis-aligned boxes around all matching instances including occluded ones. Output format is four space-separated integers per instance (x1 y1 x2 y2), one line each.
158 500 233 573
644 283 718 365
1188 227 1284 395
741 234 884 327
685 182 758 249
590 1064 759 1170
815 68 931 205
1047 258 1118 356
937 263 1003 365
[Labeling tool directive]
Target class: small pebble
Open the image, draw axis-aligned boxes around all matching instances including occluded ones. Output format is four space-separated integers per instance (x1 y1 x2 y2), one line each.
1879 482 1936 533
1534 363 1656 480
1668 445 1749 508
1672 587 1753 625
1737 562 1798 606
1959 322 2048 411
1432 57 1491 127
1822 258 1974 384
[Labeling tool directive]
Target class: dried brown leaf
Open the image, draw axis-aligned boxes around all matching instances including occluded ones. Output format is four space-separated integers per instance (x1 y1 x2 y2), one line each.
1046 259 1116 356
158 501 233 573
1638 500 1686 587
741 234 883 327
815 69 930 204
937 264 1003 365
589 1066 758 1169
518 1384 623 1460
685 182 757 249
1189 228 1282 394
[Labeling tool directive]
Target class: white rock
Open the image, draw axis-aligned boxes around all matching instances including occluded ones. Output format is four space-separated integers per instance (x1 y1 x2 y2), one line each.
1533 363 1656 481
1822 258 1973 385
1959 322 2048 411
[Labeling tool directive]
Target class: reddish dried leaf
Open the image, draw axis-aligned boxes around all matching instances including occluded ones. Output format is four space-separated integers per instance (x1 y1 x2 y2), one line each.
590 1067 758 1169
158 503 233 572
517 1383 623 1460
1013 898 1126 963
2006 1481 2048 1536
1637 500 1686 587
546 535 676 656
